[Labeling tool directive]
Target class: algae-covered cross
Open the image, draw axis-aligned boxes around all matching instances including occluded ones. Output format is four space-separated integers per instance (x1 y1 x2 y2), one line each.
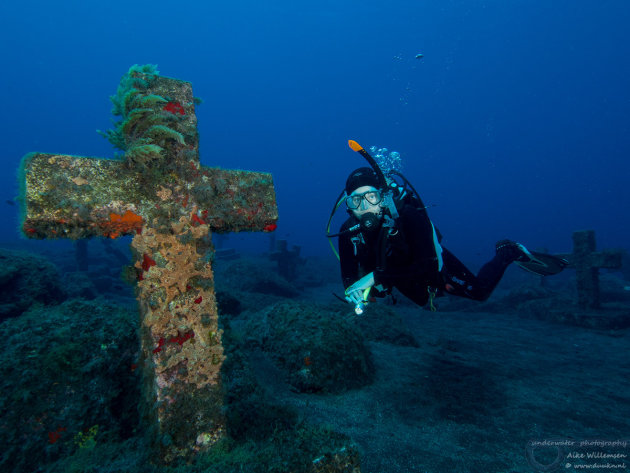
556 230 622 309
19 65 278 463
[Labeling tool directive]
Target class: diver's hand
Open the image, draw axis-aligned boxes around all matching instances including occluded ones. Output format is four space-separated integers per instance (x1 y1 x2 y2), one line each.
344 272 375 305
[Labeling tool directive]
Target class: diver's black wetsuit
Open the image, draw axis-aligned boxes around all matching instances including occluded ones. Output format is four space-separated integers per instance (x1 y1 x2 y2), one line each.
338 200 513 306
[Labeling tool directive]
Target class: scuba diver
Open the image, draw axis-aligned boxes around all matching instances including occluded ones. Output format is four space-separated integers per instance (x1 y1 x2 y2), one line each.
327 140 567 314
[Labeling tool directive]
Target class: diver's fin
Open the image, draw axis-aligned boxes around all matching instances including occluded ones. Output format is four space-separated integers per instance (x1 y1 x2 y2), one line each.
514 251 568 276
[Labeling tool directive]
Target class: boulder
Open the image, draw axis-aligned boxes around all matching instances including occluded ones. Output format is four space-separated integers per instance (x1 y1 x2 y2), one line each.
216 259 299 298
0 299 140 472
246 301 374 393
355 302 419 347
0 248 66 320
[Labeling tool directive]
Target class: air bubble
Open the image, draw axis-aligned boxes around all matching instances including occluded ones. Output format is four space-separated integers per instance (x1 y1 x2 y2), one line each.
370 145 403 174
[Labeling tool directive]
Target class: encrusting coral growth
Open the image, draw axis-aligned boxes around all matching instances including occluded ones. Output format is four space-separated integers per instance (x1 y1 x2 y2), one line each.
132 215 225 391
131 213 227 462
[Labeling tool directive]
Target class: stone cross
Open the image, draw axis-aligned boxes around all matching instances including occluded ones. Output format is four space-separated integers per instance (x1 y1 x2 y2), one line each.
270 239 306 280
556 230 622 309
19 66 278 463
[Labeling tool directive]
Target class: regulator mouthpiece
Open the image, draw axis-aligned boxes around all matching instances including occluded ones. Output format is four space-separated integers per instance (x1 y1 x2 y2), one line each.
360 213 380 232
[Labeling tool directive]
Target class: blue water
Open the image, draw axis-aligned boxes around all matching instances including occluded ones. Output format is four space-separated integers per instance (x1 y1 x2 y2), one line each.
2 0 629 262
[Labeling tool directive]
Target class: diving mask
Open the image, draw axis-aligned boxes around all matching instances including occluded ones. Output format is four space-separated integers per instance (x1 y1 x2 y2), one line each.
345 190 382 210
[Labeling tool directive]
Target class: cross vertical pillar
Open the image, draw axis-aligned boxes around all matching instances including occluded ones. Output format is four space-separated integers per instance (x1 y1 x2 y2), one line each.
559 230 623 309
132 222 225 462
573 231 600 309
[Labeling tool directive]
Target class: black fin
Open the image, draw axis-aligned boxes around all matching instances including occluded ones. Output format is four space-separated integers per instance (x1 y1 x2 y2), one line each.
514 251 568 276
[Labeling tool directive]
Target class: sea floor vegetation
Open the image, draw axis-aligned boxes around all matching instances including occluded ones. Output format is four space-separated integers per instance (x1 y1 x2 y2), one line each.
1 244 629 473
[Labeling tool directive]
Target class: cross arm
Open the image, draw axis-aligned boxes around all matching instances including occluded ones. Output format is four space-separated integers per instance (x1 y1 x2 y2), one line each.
19 153 278 239
191 166 277 233
19 152 143 239
555 251 623 270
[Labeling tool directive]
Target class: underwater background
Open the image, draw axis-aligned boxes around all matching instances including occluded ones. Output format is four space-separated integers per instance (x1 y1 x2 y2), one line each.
1 1 629 472
2 0 630 258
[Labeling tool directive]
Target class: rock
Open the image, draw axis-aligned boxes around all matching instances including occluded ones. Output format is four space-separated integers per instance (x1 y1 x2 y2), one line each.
216 258 299 298
0 299 140 472
355 303 419 347
216 290 242 315
0 248 66 320
513 276 630 329
63 271 99 300
246 301 374 393
500 283 556 306
600 274 630 303
518 298 630 330
63 269 134 302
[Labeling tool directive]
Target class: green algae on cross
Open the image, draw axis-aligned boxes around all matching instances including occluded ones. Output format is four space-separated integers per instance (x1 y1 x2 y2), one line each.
20 64 277 239
18 65 278 463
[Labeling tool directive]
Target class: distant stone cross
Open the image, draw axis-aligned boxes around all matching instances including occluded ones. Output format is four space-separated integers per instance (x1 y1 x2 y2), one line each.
557 230 622 309
19 68 278 463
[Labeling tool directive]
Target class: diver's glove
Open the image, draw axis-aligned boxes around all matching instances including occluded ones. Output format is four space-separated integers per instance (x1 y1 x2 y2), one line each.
345 272 375 314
